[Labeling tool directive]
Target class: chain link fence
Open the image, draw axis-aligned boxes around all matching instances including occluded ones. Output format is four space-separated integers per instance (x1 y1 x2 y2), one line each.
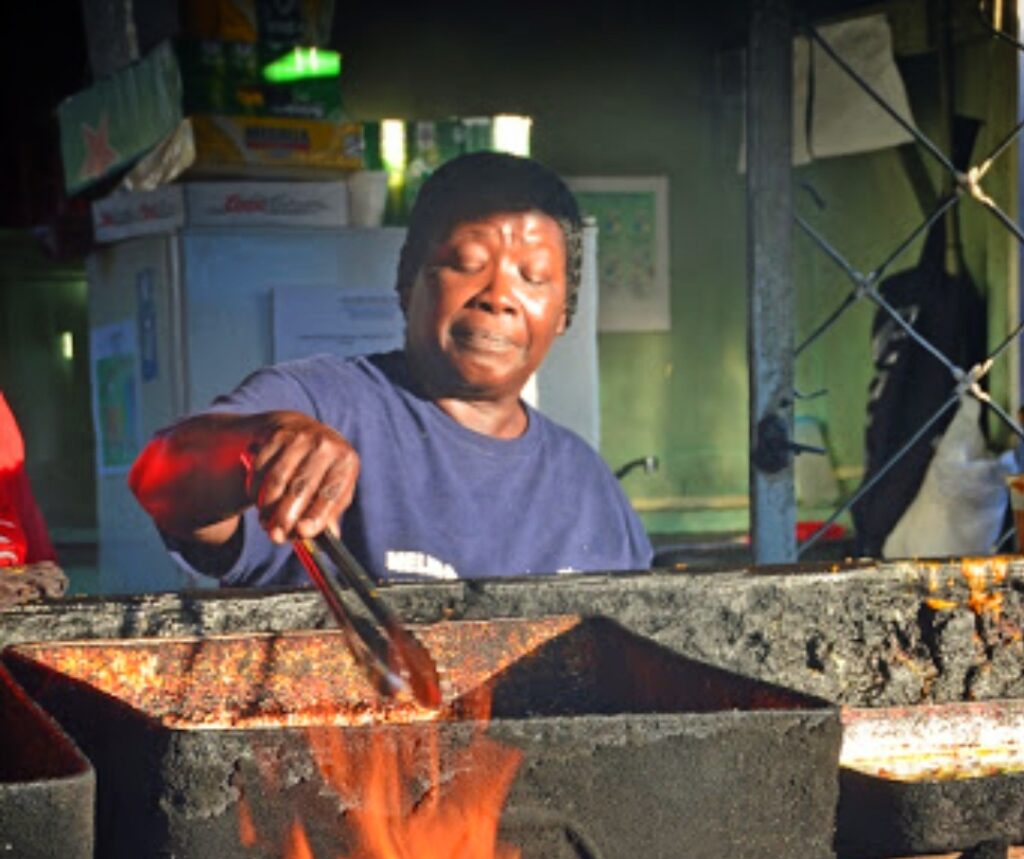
792 4 1024 558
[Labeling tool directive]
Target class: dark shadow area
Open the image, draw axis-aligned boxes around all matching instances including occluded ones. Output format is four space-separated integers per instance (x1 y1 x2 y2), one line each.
456 615 832 720
0 664 95 859
836 765 1024 858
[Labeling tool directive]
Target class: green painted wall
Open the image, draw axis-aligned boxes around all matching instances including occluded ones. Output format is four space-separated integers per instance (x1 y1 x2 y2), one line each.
343 2 1019 538
0 231 95 538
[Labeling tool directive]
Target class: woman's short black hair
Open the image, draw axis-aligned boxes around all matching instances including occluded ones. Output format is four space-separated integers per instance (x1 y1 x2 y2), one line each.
396 151 584 326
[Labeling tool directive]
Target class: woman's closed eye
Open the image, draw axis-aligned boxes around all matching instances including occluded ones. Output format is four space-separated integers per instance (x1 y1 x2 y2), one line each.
447 244 490 274
520 260 553 285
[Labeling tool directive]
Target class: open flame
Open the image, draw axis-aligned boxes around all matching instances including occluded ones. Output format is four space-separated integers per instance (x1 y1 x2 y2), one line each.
7 617 583 858
238 691 523 859
285 817 316 859
311 726 521 859
922 558 1012 622
225 619 579 858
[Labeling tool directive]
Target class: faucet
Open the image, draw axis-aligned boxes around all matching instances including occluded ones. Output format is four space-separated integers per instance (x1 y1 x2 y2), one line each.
615 455 660 481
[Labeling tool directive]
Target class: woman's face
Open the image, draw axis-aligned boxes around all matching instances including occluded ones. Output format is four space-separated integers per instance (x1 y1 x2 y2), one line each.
403 210 568 402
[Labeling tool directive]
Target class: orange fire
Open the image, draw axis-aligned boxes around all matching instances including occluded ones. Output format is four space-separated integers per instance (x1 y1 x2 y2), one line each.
6 617 581 858
238 691 523 859
237 716 520 855
223 620 579 857
312 726 520 859
284 817 316 859
961 557 1006 618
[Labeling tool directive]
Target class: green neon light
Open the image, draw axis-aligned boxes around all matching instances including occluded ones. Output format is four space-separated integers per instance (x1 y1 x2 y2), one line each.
263 47 341 83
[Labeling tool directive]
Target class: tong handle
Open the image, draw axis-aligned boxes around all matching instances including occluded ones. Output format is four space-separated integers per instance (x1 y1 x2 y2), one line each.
293 538 409 698
314 531 396 631
312 532 442 709
294 538 351 628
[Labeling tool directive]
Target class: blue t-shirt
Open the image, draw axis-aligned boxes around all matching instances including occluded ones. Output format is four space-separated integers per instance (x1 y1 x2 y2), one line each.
168 351 652 585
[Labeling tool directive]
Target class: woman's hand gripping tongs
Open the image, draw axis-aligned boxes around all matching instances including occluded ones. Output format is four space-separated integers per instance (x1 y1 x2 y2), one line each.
293 531 442 708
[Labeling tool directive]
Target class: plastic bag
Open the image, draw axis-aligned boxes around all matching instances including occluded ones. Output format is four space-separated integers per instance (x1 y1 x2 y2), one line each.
882 395 1016 559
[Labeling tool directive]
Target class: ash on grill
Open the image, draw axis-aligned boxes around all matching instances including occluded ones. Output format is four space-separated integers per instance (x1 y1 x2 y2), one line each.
3 614 840 859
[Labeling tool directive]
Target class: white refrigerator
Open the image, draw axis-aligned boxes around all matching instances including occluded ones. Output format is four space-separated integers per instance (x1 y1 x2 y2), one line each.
87 182 600 594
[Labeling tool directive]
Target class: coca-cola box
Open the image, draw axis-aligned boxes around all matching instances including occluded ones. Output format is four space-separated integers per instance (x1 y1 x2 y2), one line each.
92 180 350 243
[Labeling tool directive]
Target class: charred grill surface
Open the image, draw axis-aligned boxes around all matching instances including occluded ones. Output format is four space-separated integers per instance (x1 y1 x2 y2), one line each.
4 559 1024 856
2 615 839 859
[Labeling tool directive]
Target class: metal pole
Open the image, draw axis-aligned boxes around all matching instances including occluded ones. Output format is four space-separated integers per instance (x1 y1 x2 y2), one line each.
747 0 796 563
1016 0 1024 422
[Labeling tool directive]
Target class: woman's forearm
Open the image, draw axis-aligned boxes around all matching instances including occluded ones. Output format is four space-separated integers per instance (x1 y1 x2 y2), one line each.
129 413 257 543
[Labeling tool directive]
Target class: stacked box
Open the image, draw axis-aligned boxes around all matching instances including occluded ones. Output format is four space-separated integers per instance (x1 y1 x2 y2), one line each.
58 41 185 194
402 120 466 215
58 40 358 194
176 40 344 121
188 114 362 173
80 0 180 78
180 0 335 51
91 180 351 243
80 0 334 80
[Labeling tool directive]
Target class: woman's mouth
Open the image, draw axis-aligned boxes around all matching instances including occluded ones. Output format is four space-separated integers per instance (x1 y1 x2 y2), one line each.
451 326 519 354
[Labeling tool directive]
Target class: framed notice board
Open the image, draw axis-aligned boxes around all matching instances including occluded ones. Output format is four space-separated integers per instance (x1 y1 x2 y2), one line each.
566 176 670 332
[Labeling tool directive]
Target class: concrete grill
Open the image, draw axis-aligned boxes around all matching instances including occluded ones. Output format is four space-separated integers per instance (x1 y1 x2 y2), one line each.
3 616 839 858
0 663 95 859
2 559 1024 856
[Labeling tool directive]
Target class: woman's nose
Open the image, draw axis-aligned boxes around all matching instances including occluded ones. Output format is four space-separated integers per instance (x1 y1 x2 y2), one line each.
469 260 519 315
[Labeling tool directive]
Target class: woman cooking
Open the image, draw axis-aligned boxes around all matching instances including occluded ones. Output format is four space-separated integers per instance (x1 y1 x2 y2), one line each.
129 152 652 585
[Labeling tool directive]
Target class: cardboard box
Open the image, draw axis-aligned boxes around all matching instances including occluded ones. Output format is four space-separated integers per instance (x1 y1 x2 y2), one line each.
76 0 335 92
179 0 335 49
80 0 181 77
176 40 344 120
90 184 185 241
189 115 362 172
91 180 350 243
59 41 358 194
59 41 185 194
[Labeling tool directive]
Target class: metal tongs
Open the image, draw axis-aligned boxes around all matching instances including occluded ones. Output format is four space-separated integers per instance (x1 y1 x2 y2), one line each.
293 531 442 708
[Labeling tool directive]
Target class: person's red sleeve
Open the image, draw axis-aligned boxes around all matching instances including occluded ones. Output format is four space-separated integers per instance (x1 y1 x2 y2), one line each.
14 467 56 563
0 394 57 564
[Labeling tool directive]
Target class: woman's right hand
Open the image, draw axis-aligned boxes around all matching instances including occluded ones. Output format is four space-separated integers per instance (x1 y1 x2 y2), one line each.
130 410 359 548
243 411 360 544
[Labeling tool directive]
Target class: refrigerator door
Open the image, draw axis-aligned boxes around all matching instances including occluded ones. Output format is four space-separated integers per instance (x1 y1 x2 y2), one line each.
534 223 600 449
180 227 407 413
87 235 186 594
88 227 407 595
